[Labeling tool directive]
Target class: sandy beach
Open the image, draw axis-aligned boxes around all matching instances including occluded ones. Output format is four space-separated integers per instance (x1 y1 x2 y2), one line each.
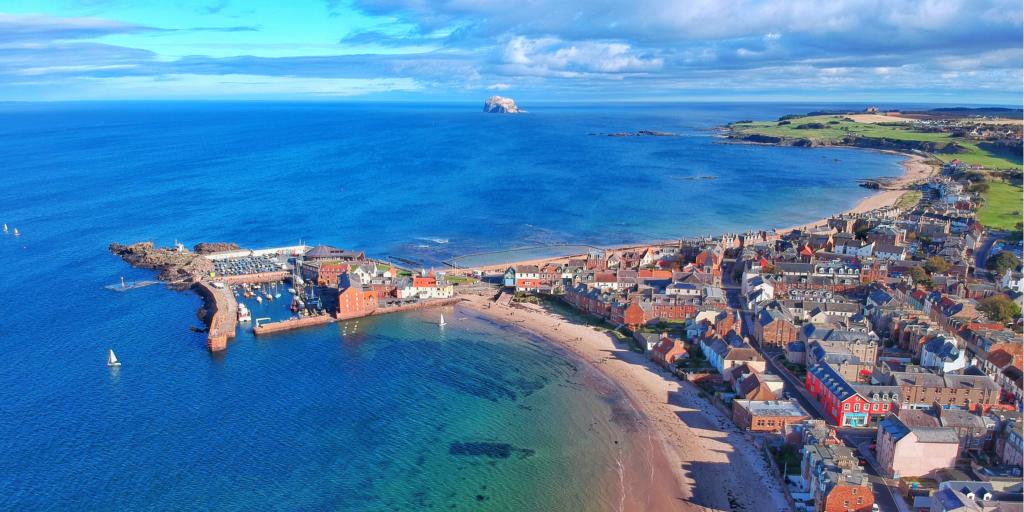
778 152 937 233
457 293 790 512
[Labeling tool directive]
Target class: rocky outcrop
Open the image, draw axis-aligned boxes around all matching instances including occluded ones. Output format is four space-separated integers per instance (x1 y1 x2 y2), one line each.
483 96 522 114
193 242 240 254
600 130 677 137
109 241 214 285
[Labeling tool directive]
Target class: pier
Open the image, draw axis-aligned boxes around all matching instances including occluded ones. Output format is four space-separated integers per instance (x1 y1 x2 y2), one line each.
194 281 238 352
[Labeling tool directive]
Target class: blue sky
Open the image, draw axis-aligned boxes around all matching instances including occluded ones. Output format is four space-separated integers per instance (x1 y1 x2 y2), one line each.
1 0 1022 103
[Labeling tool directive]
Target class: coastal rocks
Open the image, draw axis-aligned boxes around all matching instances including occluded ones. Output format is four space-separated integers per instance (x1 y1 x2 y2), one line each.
108 241 213 284
483 96 522 114
590 130 678 137
193 242 240 254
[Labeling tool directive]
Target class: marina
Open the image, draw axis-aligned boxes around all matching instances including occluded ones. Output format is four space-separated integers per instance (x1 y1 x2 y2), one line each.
114 242 465 351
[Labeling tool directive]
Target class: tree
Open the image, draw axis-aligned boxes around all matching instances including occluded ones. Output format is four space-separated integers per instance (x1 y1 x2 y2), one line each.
909 266 932 288
924 256 951 275
987 252 1022 275
969 182 990 193
979 295 1022 324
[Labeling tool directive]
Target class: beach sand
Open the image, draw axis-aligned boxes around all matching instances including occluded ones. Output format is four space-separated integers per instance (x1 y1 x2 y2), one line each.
778 152 936 233
458 293 790 512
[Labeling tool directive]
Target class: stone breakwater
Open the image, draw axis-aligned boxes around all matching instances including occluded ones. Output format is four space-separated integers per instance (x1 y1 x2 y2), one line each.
194 280 237 352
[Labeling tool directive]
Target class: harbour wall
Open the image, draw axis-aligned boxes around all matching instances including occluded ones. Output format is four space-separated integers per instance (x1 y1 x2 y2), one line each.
253 298 464 336
194 281 238 352
219 271 290 285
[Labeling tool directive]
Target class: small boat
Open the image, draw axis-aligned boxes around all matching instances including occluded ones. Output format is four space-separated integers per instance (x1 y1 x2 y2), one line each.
107 349 121 367
287 288 296 294
439 314 446 327
1 224 6 234
12 228 19 237
238 304 251 322
256 296 263 304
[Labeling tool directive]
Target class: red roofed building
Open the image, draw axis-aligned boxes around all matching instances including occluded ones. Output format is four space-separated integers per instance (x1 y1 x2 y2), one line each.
650 334 687 367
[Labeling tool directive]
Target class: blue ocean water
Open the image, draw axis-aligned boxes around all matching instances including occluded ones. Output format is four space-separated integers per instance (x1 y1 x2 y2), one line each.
0 102 905 510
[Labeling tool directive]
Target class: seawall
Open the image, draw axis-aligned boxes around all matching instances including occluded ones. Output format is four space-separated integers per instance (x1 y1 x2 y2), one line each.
194 281 238 352
219 271 289 285
252 298 464 336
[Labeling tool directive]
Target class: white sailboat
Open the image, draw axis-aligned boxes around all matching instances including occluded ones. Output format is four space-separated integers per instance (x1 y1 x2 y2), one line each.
439 314 446 327
107 349 121 367
12 228 19 237
1 224 7 234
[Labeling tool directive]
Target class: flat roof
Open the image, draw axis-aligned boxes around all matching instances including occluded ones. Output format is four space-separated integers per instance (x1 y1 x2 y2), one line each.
735 399 808 417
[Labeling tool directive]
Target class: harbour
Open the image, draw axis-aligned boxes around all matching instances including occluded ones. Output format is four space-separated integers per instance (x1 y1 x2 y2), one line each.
113 241 469 351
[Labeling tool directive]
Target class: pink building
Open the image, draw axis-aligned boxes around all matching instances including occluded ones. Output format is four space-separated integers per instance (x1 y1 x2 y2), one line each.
875 414 959 479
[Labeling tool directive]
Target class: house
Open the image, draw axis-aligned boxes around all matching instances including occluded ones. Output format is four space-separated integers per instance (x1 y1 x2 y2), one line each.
801 443 876 512
650 334 687 367
806 363 899 427
920 336 967 374
705 334 765 379
732 400 810 432
730 364 784 400
755 305 801 348
396 274 454 299
875 413 959 479
994 417 1022 467
633 332 662 353
504 265 544 292
883 371 999 410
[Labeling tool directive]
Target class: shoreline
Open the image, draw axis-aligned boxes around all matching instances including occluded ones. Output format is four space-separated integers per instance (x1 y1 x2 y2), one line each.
457 293 791 512
459 149 938 274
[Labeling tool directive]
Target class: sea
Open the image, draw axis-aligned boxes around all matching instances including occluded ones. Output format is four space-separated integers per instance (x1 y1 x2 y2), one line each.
0 102 906 511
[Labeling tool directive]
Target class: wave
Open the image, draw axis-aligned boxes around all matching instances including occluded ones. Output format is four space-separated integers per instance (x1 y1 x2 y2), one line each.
415 237 449 244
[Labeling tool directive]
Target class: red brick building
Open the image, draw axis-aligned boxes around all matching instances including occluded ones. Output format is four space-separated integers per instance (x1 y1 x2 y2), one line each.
755 307 800 348
337 285 378 319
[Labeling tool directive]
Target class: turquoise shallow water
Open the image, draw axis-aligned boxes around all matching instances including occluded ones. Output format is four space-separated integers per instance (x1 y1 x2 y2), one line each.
0 102 905 510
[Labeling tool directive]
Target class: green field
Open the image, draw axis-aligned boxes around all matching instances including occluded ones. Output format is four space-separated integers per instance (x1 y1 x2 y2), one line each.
731 115 1022 170
895 190 923 210
978 181 1024 231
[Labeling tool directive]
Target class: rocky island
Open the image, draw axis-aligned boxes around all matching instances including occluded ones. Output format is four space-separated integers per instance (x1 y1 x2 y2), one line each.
483 95 522 114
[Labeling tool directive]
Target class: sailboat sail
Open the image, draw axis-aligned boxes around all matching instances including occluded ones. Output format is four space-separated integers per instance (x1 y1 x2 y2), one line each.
107 349 121 366
439 314 446 326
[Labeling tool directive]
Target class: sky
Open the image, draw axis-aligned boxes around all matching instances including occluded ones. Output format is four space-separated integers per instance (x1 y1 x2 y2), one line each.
1 0 1022 103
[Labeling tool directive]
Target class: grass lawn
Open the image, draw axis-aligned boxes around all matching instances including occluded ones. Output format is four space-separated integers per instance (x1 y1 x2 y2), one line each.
731 115 1022 170
895 190 923 210
978 181 1024 231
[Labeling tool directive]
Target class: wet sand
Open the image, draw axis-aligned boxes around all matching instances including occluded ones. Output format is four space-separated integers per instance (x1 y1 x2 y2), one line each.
458 294 790 512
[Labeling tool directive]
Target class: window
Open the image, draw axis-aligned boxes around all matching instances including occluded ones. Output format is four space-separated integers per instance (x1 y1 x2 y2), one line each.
844 403 851 411
857 497 864 505
853 403 860 412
